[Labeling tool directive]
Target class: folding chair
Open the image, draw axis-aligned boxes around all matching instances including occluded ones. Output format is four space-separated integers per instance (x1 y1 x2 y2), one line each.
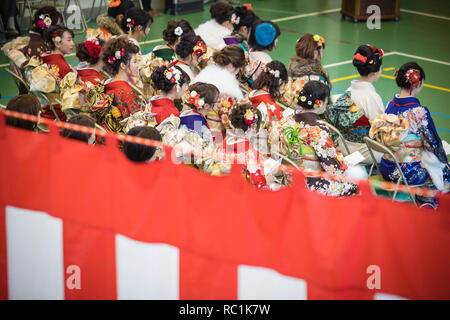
5 63 30 93
317 119 351 155
364 137 421 206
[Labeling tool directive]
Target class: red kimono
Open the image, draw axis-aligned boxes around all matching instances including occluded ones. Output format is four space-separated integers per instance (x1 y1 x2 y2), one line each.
104 80 142 119
248 89 284 122
150 96 180 124
221 135 267 189
76 64 104 86
40 52 73 121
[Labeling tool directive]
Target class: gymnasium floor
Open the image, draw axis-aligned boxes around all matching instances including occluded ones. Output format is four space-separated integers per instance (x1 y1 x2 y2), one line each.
0 0 449 143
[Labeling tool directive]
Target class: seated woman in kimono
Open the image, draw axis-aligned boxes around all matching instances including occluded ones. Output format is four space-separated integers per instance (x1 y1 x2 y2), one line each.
270 81 358 196
152 19 193 61
123 126 162 162
102 36 143 120
221 103 268 189
119 7 153 51
179 82 220 143
39 26 75 120
248 60 288 124
378 62 449 207
5 93 41 131
172 32 208 81
150 65 190 124
223 5 258 52
283 33 330 108
75 37 105 86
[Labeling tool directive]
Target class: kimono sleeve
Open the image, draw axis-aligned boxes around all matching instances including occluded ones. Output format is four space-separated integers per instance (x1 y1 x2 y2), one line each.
421 106 448 164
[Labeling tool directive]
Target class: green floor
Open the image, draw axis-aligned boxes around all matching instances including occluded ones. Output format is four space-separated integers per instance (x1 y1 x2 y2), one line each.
0 0 449 141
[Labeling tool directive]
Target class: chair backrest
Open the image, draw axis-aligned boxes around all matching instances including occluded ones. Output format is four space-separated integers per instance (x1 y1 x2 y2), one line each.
317 119 351 155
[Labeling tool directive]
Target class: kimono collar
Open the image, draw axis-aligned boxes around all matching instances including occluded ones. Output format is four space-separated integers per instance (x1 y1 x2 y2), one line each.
392 94 420 107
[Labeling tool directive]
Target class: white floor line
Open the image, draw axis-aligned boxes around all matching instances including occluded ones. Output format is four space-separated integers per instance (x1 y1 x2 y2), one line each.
324 51 397 68
400 9 450 21
253 7 298 15
394 52 450 66
272 8 341 23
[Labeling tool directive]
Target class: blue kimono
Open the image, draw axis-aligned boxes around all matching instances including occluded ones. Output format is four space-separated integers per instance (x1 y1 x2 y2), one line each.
179 110 211 141
380 95 449 187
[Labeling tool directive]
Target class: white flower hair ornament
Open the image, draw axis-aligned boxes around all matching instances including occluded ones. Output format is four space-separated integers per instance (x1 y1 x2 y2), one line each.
185 90 206 109
265 66 280 78
174 26 183 36
164 67 183 84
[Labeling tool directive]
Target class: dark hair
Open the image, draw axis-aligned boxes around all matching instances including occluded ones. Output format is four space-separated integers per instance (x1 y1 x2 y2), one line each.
43 26 74 50
185 82 219 110
31 6 63 35
61 114 96 143
249 20 280 51
163 20 194 46
123 126 161 162
231 6 258 32
395 61 426 91
210 2 233 24
6 94 41 131
151 65 190 93
252 60 288 100
107 0 134 18
229 103 262 132
175 32 205 59
295 33 325 60
120 7 153 34
76 38 105 65
352 44 383 76
212 44 246 69
102 37 139 75
295 80 330 110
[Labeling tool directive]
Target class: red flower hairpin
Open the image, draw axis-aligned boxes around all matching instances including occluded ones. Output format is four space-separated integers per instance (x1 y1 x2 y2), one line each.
405 68 421 95
85 38 102 59
193 41 207 56
108 48 125 64
353 53 367 63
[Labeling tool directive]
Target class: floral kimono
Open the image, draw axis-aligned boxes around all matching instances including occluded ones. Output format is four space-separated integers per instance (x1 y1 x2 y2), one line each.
270 113 357 196
104 79 144 120
38 52 74 121
248 89 283 123
379 95 449 188
150 96 180 124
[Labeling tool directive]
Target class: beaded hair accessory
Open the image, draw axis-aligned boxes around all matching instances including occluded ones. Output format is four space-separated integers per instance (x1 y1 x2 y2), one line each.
185 90 205 109
37 14 52 30
126 18 135 30
404 68 421 95
107 48 125 64
297 90 321 109
164 67 183 84
193 40 207 56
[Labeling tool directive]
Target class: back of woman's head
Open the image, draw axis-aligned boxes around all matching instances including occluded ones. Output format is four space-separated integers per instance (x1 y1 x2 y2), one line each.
249 20 280 51
175 32 206 59
76 37 105 65
352 44 383 76
163 20 194 46
295 33 325 60
102 37 139 75
120 7 153 34
6 94 41 131
151 65 190 93
61 114 96 143
43 25 74 50
212 44 246 69
229 102 262 132
31 6 63 35
295 80 330 110
184 82 219 110
210 2 233 24
123 126 161 162
107 0 134 18
231 6 258 32
252 60 288 99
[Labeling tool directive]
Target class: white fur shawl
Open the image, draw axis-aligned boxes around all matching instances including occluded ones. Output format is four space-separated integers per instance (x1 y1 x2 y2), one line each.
192 64 244 101
194 19 231 51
